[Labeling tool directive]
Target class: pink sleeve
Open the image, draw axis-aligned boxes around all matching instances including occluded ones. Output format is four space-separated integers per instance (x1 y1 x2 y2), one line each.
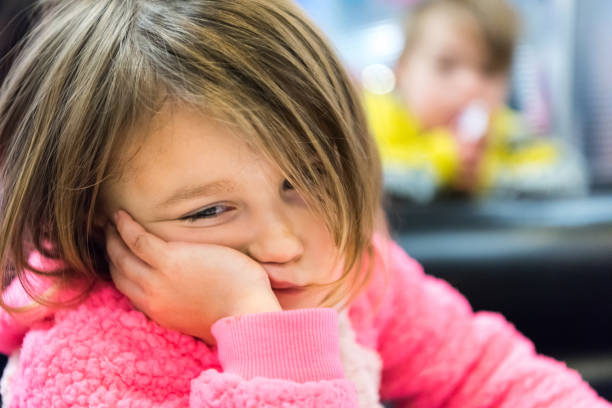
189 308 359 407
0 280 30 354
0 275 55 355
10 289 358 407
0 252 83 355
376 240 611 408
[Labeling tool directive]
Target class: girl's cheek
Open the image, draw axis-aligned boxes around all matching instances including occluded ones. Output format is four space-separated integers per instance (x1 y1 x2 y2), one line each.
328 261 345 283
144 220 250 249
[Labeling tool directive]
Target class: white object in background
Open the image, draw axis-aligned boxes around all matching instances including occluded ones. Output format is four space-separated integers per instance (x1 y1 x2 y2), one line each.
383 163 438 203
361 63 396 95
456 100 490 143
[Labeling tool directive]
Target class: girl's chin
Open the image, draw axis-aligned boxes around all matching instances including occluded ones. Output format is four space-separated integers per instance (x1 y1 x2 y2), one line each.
274 288 326 310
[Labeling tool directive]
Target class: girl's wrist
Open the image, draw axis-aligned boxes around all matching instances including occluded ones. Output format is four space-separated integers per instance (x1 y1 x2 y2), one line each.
228 293 282 318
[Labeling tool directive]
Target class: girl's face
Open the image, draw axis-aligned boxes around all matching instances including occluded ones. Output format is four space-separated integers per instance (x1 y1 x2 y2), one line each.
101 103 343 310
396 9 509 130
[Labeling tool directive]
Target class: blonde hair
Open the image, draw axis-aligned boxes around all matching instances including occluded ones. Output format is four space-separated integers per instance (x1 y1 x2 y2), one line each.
403 0 520 73
0 0 383 311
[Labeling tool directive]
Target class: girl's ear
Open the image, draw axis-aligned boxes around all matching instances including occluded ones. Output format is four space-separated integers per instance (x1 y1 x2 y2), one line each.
92 208 111 229
394 52 411 90
93 215 106 228
92 195 114 228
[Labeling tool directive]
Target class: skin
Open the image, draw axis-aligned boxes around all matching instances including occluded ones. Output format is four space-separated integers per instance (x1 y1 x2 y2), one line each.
102 103 344 344
396 8 511 191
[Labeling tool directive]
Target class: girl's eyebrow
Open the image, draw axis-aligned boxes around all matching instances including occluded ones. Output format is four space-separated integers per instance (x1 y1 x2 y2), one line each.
157 179 239 208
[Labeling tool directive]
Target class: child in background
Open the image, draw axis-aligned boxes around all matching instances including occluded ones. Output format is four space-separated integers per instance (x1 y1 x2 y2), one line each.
0 0 609 406
365 0 575 199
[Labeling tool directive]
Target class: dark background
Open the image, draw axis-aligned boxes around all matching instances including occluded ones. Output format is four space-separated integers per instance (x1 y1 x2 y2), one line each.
386 194 612 400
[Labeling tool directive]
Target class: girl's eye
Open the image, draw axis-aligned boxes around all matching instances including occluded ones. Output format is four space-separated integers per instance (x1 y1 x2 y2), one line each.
282 179 294 190
436 56 457 74
182 205 231 222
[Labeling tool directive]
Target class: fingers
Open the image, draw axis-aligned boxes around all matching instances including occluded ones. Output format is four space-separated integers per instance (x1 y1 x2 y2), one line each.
106 223 150 308
108 262 146 307
113 210 167 268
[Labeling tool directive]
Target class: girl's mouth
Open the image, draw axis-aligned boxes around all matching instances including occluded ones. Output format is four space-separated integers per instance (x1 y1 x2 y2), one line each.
270 279 306 294
272 287 306 296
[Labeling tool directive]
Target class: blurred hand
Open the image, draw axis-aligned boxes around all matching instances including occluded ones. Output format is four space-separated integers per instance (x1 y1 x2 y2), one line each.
452 101 490 193
105 210 281 345
453 131 487 193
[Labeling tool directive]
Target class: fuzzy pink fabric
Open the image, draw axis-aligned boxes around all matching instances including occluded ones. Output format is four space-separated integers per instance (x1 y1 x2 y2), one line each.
0 239 610 407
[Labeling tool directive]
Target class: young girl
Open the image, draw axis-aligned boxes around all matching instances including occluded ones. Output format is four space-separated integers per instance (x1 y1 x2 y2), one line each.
0 0 608 407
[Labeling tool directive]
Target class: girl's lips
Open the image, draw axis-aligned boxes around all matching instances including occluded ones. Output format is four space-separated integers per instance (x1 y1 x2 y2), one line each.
269 279 304 290
272 286 305 295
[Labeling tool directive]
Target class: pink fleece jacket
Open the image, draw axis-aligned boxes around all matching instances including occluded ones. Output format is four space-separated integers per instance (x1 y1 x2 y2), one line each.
0 238 609 407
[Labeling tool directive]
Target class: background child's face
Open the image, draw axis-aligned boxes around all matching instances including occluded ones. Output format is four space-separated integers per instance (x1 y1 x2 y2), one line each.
396 9 510 129
100 103 344 310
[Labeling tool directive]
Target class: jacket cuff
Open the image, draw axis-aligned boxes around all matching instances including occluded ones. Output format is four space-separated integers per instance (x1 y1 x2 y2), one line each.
211 308 344 383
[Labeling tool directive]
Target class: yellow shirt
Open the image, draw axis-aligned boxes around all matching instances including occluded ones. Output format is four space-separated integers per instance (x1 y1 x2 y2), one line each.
363 91 558 193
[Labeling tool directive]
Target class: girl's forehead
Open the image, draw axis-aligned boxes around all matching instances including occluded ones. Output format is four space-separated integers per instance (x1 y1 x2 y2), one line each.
415 7 483 46
115 103 271 183
100 103 284 216
413 11 487 61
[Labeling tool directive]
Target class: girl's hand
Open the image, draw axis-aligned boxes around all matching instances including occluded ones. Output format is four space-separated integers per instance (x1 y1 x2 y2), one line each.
453 101 490 193
105 210 281 345
453 135 487 193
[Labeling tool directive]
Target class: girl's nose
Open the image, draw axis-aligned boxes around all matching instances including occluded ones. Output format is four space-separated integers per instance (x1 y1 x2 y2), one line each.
458 69 482 102
247 221 303 265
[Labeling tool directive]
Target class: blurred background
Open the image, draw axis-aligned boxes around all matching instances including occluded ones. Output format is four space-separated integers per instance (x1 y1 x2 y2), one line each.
296 0 612 401
1 0 611 402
